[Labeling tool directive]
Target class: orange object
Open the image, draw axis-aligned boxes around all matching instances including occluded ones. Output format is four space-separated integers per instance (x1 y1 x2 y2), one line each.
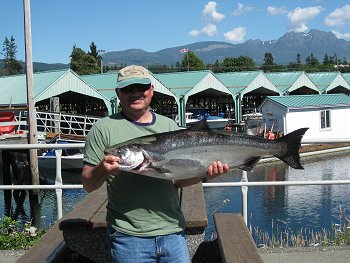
0 112 15 134
268 132 275 140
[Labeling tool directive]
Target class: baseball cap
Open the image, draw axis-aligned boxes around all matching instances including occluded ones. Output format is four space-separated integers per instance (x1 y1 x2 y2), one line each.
116 65 151 89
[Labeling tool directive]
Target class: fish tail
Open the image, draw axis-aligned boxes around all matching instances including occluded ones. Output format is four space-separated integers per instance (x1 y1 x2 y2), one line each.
275 128 309 169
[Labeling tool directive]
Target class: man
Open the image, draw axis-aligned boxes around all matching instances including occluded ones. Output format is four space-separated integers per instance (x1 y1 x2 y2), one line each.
81 65 228 262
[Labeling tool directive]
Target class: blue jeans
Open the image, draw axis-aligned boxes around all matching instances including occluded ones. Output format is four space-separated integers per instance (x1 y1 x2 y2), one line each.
107 226 190 263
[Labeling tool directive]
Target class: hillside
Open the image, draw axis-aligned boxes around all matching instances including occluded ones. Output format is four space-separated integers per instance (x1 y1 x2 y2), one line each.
1 29 349 72
103 29 350 66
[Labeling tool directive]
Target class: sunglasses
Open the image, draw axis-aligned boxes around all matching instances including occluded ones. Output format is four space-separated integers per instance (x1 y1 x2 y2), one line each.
118 84 151 94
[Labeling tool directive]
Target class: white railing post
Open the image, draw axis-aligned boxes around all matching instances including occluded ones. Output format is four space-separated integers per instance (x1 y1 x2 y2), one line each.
55 149 63 219
241 170 248 224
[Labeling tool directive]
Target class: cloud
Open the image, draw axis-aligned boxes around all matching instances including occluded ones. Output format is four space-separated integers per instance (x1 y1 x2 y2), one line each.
188 29 200 37
267 6 288 16
202 1 225 23
223 26 246 42
325 5 350 27
287 6 324 32
332 30 350 40
188 24 217 37
232 2 255 16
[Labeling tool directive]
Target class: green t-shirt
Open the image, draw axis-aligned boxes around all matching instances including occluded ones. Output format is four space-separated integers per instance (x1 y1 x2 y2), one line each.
83 112 185 236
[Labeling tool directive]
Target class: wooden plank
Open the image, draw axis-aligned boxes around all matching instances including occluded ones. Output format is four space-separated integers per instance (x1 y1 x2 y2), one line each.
180 182 208 228
59 183 107 225
214 213 263 263
17 223 65 263
18 185 108 262
90 200 108 228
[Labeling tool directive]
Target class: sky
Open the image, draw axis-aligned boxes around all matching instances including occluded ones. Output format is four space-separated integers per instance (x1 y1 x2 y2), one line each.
1 0 350 64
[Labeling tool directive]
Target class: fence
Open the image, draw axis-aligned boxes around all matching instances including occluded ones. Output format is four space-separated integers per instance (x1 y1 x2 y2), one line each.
1 139 350 222
15 111 100 136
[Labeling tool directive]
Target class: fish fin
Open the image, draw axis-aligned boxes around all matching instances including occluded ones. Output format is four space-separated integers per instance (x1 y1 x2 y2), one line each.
239 156 261 171
275 128 309 169
188 119 210 131
147 163 173 174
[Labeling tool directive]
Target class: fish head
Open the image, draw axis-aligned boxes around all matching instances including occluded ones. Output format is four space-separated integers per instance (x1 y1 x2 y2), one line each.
109 146 145 171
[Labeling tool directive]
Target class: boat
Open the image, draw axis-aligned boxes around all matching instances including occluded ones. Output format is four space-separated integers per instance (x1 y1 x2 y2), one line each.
38 138 84 172
175 112 232 130
174 112 200 125
204 115 231 129
242 112 263 135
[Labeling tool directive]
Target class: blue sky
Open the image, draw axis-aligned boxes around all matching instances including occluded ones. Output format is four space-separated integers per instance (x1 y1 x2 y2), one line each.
1 0 350 64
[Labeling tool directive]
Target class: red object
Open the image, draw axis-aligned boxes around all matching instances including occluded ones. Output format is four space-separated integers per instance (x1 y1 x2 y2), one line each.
268 132 275 140
180 48 188 53
0 112 15 134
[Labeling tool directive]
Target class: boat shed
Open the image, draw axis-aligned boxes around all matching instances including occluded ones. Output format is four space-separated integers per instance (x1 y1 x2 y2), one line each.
259 94 350 140
154 70 232 126
342 73 350 91
265 72 319 95
0 69 112 115
81 71 178 116
306 72 350 94
216 71 280 122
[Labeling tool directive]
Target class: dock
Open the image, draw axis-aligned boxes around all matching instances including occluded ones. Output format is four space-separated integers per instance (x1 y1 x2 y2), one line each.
17 182 262 263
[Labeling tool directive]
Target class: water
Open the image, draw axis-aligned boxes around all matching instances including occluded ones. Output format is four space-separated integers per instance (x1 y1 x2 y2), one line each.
204 151 350 242
1 151 350 243
0 168 87 229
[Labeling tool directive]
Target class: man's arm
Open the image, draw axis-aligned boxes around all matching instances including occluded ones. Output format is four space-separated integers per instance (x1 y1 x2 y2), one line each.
81 155 120 192
174 161 229 188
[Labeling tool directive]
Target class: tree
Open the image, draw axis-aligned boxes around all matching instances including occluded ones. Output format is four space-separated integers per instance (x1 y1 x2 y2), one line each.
70 45 99 75
261 52 278 72
180 51 205 71
296 53 301 65
305 53 319 66
323 53 330 65
206 59 221 72
221 56 255 72
1 36 23 75
88 42 103 72
88 42 98 59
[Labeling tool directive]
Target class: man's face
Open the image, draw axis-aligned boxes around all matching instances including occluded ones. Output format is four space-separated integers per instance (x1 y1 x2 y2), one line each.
117 84 154 112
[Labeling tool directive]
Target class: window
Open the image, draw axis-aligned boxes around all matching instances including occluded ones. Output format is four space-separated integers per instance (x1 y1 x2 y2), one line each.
320 110 331 129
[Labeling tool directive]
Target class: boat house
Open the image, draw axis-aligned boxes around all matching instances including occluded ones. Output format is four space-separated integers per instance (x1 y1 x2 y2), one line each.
0 69 112 115
259 94 350 140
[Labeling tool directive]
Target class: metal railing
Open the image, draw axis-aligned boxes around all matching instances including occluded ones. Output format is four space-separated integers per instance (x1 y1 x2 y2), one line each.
15 111 100 136
1 139 350 222
0 143 85 219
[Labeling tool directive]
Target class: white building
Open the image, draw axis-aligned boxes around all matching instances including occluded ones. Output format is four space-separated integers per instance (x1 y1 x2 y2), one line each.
259 94 350 140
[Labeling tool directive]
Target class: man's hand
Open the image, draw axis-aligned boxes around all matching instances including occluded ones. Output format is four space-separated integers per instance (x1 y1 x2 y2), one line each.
207 161 229 179
101 155 121 176
81 155 121 192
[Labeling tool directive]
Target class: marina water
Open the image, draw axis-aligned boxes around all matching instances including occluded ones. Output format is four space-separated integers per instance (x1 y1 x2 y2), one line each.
1 151 350 244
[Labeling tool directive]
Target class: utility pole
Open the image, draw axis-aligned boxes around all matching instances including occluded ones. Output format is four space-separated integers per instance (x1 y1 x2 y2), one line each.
98 49 105 74
23 0 40 192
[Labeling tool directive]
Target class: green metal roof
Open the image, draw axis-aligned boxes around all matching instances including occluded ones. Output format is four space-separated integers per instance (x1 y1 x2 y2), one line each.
343 73 350 84
0 69 112 112
216 71 260 87
264 94 350 109
216 71 280 96
81 72 118 89
81 72 118 101
265 71 319 94
216 71 259 96
0 70 67 105
154 71 210 97
306 72 342 93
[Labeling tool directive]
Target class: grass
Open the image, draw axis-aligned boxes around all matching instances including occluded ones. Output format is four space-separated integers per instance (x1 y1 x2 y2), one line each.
250 205 350 248
0 216 46 250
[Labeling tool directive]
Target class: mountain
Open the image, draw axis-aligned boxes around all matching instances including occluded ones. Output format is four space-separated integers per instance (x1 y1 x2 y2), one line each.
103 29 350 66
0 60 69 74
